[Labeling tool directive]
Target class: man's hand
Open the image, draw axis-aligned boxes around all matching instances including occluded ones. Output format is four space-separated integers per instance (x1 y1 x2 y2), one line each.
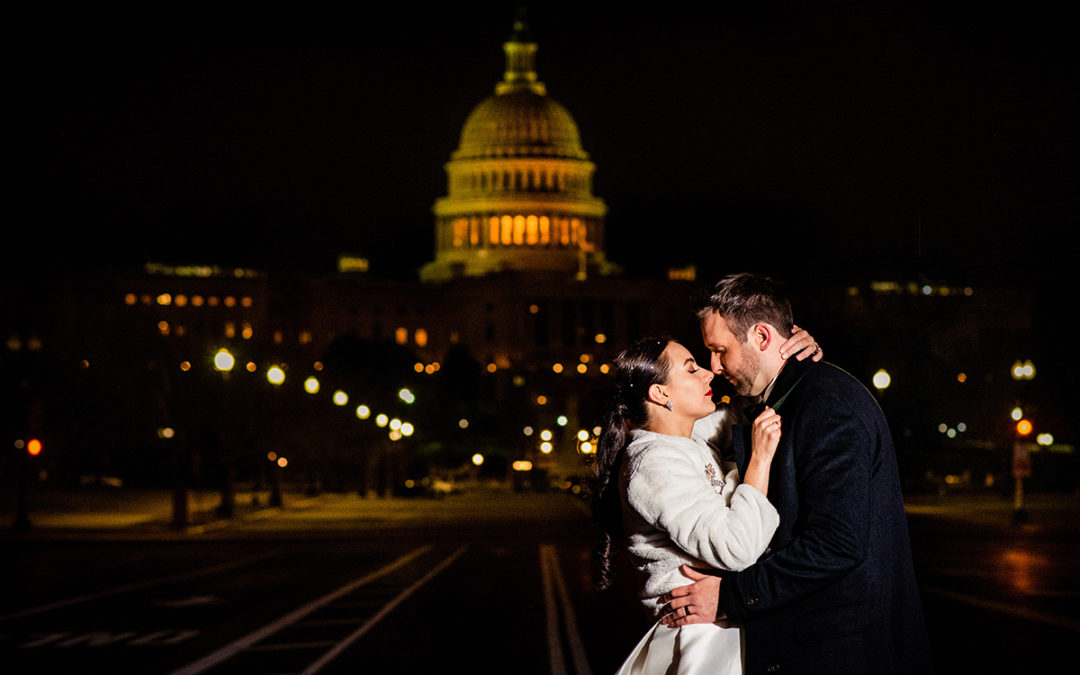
659 565 725 627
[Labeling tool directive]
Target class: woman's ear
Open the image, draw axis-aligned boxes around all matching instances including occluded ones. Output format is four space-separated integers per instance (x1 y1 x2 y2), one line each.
647 383 667 407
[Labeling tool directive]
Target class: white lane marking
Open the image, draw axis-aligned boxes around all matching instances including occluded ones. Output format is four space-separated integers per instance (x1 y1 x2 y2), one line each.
541 544 593 675
540 545 566 675
922 586 1080 632
299 545 468 675
153 596 222 608
248 640 338 651
0 552 281 621
168 546 431 675
548 547 592 675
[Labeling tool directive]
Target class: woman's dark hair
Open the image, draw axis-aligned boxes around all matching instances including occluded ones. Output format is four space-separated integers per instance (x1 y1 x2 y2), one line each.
591 335 673 590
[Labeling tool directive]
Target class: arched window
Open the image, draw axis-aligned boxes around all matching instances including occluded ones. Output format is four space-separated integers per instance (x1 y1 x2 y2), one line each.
453 218 468 247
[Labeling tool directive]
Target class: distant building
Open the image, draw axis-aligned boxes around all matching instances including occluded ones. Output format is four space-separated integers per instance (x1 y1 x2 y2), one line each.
421 18 615 282
3 20 1071 498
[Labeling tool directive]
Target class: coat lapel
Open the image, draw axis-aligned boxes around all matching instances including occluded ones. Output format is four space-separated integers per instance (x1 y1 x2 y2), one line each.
732 358 815 475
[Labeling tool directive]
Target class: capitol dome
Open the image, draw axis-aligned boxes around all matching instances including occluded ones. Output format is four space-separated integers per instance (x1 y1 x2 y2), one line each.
421 20 613 282
454 91 589 161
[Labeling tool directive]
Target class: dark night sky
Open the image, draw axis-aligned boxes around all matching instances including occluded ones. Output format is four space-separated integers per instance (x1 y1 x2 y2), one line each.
7 1 1078 295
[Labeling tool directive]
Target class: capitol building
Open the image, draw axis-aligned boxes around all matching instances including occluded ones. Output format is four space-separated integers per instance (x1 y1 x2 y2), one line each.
4 19 703 496
421 19 615 282
5 19 1064 500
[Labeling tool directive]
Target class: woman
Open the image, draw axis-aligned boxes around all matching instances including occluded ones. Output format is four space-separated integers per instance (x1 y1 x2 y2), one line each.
592 330 820 675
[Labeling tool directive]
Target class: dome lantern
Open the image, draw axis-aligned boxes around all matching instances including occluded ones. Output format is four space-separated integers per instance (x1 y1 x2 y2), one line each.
497 17 545 96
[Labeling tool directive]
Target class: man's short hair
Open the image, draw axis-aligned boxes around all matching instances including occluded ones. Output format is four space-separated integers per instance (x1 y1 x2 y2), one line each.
693 273 794 343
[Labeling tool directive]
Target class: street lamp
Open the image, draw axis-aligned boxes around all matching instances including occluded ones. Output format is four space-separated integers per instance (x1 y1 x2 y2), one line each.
266 365 286 386
14 438 43 531
212 348 236 518
1011 360 1036 381
214 348 235 373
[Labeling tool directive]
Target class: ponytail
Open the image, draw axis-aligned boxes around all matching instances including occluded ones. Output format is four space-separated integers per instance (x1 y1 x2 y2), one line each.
590 335 672 590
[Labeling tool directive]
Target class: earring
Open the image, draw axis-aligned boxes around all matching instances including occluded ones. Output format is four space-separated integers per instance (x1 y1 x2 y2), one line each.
665 401 673 411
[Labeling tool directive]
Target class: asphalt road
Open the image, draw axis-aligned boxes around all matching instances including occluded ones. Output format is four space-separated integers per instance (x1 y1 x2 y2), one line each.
2 487 1077 674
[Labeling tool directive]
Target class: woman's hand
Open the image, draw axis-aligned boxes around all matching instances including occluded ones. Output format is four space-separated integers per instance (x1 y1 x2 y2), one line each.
750 406 782 462
779 324 822 362
742 407 781 496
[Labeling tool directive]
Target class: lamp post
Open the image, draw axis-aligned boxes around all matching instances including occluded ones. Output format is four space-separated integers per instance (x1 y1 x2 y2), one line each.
1009 360 1036 524
213 348 236 518
12 438 41 532
265 366 286 507
1012 418 1033 523
169 422 192 529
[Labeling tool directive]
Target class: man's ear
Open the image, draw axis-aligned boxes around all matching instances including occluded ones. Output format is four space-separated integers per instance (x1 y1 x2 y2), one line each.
751 323 776 352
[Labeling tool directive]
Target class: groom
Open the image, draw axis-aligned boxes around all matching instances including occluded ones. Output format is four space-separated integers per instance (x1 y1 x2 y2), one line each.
661 273 933 674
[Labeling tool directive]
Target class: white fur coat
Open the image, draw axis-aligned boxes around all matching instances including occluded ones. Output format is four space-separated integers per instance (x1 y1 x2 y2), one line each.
619 409 780 616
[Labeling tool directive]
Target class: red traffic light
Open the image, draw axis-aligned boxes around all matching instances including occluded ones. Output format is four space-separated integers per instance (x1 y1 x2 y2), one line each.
27 438 43 456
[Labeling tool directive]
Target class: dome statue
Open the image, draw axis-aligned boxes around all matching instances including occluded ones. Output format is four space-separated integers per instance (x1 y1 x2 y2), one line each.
421 18 614 282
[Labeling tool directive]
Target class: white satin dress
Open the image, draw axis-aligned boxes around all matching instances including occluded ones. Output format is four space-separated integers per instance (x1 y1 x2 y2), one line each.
614 410 779 675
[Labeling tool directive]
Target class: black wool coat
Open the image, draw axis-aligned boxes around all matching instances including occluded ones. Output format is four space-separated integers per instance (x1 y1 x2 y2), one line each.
724 357 934 674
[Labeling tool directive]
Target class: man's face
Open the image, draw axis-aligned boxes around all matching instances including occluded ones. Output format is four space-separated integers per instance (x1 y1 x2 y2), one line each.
700 312 761 397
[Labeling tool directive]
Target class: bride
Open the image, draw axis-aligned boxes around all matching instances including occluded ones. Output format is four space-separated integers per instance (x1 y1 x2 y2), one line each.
591 329 819 674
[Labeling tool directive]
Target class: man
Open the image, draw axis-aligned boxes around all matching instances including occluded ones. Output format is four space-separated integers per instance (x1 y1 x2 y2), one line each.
662 273 933 674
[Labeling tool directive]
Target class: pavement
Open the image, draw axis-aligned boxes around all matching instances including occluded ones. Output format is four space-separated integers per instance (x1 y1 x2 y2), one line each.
1 486 325 538
903 489 1080 532
3 484 1079 539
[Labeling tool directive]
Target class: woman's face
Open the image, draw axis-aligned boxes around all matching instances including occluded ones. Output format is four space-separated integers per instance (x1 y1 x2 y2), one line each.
660 341 717 420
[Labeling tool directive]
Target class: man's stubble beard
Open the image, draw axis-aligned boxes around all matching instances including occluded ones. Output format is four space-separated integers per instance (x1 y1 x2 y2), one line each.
730 346 762 398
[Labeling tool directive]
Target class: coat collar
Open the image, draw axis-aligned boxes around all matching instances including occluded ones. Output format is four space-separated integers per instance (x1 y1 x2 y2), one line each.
742 356 817 421
767 356 816 409
733 357 818 469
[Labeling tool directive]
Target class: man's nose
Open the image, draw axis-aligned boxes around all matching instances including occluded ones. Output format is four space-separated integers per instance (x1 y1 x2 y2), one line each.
710 353 724 373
